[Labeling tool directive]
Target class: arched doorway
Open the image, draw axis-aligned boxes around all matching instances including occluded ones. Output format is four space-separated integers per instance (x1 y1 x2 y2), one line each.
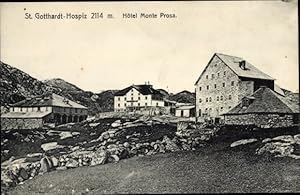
54 113 62 124
62 115 67 124
74 115 78 122
68 115 73 123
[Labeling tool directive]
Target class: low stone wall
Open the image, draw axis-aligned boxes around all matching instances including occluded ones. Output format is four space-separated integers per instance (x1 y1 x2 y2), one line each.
1 118 44 130
224 113 294 128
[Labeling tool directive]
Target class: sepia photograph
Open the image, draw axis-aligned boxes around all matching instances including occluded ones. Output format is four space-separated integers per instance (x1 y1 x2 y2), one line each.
0 1 299 194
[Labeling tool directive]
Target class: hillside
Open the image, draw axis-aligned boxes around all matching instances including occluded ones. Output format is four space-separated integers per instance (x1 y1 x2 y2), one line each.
0 61 117 115
169 90 195 104
0 61 54 106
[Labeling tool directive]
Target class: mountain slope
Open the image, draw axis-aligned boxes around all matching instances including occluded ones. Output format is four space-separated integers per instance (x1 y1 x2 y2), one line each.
169 90 195 104
0 61 117 115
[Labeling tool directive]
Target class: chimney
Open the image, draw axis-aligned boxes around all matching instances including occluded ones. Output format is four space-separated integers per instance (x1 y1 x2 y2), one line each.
239 60 246 70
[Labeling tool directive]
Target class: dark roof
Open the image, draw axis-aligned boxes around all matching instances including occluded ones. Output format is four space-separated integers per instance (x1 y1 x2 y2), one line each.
11 93 87 109
223 86 300 115
115 85 164 100
195 53 274 85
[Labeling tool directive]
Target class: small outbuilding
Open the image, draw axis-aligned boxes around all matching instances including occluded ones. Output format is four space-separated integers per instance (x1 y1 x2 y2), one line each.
222 86 299 128
175 105 195 117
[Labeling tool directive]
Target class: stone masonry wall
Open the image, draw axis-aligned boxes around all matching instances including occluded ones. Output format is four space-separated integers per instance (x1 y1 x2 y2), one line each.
224 114 294 128
1 118 44 130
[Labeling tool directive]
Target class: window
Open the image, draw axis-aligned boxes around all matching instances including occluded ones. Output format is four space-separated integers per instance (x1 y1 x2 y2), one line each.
229 95 232 100
64 108 66 112
138 97 140 100
124 97 127 101
220 107 223 111
12 107 14 112
131 89 134 92
37 107 40 111
118 97 120 101
118 103 120 107
206 98 208 102
131 97 133 100
145 96 148 100
229 106 232 109
75 108 78 113
231 81 234 86
224 71 226 76
207 85 209 90
199 109 201 117
20 107 23 112
209 97 212 102
131 102 133 106
199 86 202 91
145 103 148 106
212 74 214 79
205 108 208 112
156 102 159 106
217 73 220 77
131 93 133 96
199 98 202 103
206 75 208 79
217 96 219 101
138 93 140 95
223 83 225 87
220 96 223 101
214 84 217 89
124 103 127 107
138 103 140 106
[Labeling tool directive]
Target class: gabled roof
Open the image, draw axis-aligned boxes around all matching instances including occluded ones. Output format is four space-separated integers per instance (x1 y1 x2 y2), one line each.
223 86 299 115
1 110 52 119
11 93 87 109
114 84 164 100
195 53 274 85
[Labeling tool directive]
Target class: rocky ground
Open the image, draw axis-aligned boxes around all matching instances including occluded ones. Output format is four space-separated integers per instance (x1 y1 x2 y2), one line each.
1 116 299 194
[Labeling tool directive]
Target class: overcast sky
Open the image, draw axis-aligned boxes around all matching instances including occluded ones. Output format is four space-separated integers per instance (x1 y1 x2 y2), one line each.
1 1 298 93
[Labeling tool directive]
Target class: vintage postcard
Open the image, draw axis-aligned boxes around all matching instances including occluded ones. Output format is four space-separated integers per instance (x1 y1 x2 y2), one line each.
0 1 299 194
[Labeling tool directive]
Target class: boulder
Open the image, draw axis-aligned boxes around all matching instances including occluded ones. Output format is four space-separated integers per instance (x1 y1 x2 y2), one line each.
123 142 130 148
66 159 79 168
294 134 300 145
90 151 108 166
272 135 295 143
262 138 272 143
163 136 180 152
109 154 120 163
39 156 52 173
111 120 122 128
41 142 65 152
230 138 258 148
257 142 294 157
59 131 73 140
51 156 59 167
19 168 29 180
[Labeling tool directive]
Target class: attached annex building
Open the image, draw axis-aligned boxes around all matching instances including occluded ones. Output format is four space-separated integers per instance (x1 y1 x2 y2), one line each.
222 86 299 128
1 93 88 130
195 53 275 123
114 84 164 112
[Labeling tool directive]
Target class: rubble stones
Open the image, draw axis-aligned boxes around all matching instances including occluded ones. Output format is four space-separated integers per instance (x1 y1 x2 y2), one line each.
163 136 180 152
66 159 79 168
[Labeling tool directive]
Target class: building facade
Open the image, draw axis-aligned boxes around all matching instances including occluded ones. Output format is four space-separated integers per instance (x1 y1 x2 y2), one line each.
194 53 275 123
1 93 88 130
114 84 165 112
